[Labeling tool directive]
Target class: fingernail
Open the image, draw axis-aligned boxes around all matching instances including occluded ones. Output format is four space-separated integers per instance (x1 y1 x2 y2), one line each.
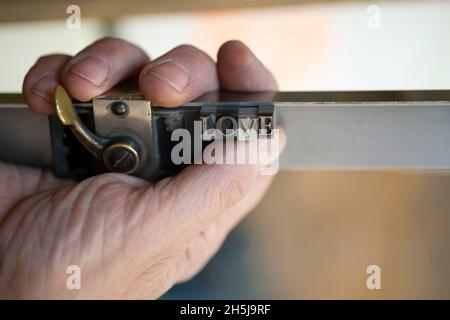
224 178 248 206
143 59 190 91
69 53 110 86
31 74 58 102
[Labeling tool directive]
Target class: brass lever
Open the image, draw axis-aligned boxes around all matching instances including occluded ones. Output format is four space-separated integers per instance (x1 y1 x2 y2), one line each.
54 85 106 159
54 85 142 174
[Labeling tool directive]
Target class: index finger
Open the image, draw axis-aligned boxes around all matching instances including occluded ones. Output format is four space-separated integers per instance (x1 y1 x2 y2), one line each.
60 37 150 101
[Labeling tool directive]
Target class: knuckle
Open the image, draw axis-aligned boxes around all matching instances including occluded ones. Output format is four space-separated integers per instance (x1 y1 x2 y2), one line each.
93 36 124 46
35 54 55 64
35 55 50 65
93 36 143 53
220 39 245 51
89 37 149 62
34 54 68 65
172 44 211 61
173 44 198 52
88 37 132 54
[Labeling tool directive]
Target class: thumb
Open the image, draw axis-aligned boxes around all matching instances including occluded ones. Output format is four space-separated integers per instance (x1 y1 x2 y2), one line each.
137 129 285 247
147 161 260 244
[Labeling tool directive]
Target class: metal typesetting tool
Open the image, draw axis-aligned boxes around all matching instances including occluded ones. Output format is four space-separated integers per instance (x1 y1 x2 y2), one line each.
1 87 450 181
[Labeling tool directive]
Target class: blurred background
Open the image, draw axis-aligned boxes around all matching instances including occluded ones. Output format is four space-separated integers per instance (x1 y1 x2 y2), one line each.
0 0 449 298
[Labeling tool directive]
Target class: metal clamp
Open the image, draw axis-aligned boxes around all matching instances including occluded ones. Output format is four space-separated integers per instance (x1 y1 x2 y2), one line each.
54 85 151 175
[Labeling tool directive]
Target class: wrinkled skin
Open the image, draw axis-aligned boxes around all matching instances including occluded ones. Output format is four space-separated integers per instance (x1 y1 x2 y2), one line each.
0 38 284 299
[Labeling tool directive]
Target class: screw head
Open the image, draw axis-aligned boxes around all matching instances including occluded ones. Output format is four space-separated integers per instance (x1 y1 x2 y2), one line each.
109 101 129 117
103 143 140 174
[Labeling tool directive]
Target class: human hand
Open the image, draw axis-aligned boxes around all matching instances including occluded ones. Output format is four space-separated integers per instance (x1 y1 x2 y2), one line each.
0 38 284 299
